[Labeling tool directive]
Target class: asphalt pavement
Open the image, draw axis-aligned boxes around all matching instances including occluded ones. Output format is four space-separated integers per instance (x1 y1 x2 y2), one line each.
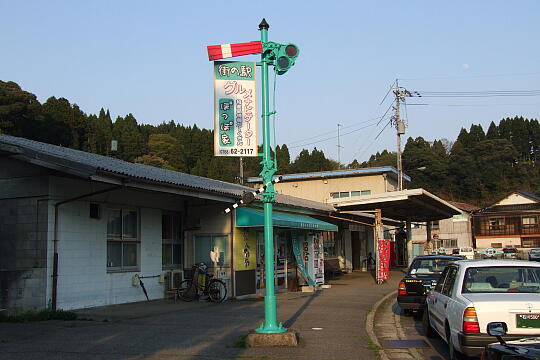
0 270 401 360
372 294 450 360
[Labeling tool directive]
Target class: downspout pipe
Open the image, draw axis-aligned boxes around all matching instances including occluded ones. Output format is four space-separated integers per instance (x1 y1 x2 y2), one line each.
52 185 122 311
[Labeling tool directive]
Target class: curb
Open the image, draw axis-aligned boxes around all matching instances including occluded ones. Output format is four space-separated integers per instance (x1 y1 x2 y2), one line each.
365 291 424 360
365 291 394 360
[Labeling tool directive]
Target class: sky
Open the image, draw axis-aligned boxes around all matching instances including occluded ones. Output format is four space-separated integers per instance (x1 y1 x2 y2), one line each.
1 1 539 165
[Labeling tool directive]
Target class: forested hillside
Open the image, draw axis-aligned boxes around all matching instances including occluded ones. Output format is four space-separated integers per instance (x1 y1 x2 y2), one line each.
1 80 538 206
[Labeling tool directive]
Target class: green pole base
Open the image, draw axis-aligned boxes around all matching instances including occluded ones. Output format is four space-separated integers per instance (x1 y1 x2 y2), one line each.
255 322 288 334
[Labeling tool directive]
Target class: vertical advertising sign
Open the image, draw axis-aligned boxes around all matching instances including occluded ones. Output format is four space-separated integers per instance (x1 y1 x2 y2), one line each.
214 61 258 156
378 240 391 281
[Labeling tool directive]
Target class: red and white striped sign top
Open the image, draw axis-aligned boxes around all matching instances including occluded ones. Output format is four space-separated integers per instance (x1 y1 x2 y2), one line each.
207 41 263 61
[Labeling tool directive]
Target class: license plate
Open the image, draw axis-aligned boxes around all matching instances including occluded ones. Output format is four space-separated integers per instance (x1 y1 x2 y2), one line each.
516 314 540 328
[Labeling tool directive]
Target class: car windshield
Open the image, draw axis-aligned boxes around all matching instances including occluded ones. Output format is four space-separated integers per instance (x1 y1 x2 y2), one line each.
462 266 540 293
531 249 540 254
503 248 517 253
461 248 472 252
408 258 454 275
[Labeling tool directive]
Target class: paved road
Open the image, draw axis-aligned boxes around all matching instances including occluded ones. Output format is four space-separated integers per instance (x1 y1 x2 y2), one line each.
398 306 450 360
373 293 457 360
0 271 401 360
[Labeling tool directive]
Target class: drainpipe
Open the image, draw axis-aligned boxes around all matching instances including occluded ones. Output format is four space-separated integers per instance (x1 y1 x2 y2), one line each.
52 186 121 311
229 208 235 298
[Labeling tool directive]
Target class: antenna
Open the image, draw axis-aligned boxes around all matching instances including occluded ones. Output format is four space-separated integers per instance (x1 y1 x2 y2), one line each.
337 123 343 168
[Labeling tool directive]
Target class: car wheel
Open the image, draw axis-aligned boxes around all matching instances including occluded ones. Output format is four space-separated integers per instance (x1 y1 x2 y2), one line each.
447 330 466 360
422 309 436 338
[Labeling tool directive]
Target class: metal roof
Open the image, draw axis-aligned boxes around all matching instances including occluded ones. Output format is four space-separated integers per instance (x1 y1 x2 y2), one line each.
334 188 462 222
246 166 412 183
0 134 335 213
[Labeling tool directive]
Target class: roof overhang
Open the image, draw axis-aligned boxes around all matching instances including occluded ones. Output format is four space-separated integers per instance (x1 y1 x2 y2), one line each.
332 188 461 222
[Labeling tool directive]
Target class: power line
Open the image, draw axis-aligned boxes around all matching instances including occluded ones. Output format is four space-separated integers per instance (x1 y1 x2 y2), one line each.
414 89 540 98
350 119 393 163
398 72 540 81
407 103 540 107
286 115 385 146
289 120 380 149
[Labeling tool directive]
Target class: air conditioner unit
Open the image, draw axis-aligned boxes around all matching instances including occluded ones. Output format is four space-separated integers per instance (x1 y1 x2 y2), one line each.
164 270 183 291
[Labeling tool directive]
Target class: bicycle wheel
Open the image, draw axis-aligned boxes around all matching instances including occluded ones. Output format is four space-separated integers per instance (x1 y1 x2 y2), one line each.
207 279 227 303
177 279 197 302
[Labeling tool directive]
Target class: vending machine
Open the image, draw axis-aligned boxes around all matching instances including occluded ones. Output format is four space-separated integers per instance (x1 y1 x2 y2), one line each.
292 231 325 286
302 233 325 285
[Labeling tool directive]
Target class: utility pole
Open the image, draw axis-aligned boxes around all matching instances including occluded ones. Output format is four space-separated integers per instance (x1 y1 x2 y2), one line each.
391 82 421 190
239 157 244 184
392 82 408 191
337 123 343 168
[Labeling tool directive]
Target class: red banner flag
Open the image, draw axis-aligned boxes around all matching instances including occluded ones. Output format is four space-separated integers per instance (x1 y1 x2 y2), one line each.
378 240 391 281
207 41 263 61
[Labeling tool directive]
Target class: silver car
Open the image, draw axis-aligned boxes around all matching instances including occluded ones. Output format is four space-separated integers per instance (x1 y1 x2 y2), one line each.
529 248 540 262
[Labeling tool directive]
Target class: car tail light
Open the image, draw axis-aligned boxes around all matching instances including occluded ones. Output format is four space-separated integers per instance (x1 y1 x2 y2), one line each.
398 281 407 296
463 307 480 333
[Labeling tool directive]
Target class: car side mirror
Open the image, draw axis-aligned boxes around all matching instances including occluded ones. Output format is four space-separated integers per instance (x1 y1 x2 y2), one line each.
487 322 507 345
487 322 507 336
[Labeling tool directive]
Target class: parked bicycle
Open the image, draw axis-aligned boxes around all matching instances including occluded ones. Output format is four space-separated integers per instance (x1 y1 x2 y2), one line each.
177 263 227 303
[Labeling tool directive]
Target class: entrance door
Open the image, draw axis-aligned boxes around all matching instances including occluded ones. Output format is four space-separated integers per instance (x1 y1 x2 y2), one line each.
351 231 361 270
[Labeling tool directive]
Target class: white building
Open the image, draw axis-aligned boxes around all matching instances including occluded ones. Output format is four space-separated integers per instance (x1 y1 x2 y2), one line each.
0 135 340 314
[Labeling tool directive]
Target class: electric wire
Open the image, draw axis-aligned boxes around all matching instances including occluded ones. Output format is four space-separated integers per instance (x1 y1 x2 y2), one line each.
413 90 540 98
286 115 387 146
288 120 380 149
350 119 393 164
406 103 540 107
379 80 397 105
378 101 395 125
398 72 540 81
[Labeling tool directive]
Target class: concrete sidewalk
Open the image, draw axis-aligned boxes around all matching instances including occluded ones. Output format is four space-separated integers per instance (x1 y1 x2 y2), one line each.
0 271 401 360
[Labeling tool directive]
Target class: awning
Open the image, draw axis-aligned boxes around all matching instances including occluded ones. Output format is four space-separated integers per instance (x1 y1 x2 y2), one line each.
236 207 338 231
332 188 461 222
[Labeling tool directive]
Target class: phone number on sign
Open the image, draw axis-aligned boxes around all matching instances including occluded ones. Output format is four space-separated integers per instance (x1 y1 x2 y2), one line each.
219 148 254 155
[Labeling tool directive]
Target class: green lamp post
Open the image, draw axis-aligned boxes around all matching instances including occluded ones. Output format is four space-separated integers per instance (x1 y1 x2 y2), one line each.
255 18 299 334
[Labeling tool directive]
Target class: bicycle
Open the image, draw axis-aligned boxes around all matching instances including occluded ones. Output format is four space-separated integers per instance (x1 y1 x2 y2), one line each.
177 263 227 303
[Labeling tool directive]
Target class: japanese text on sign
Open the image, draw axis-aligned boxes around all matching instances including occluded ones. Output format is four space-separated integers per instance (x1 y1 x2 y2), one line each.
214 61 258 157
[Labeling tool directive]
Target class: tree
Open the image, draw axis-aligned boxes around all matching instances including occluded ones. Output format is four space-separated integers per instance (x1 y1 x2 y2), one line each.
112 114 146 161
0 81 45 140
486 121 499 139
402 137 448 192
95 108 113 155
275 144 291 174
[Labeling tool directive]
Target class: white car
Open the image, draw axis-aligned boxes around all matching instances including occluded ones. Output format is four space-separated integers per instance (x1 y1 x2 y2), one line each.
458 247 475 260
422 260 540 359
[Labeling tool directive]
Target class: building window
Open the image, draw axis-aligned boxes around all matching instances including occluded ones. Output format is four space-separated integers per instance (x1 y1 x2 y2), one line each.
522 237 540 248
194 235 229 267
323 232 336 257
442 239 458 249
491 242 503 248
162 212 182 269
430 220 440 231
523 216 537 226
332 190 371 198
452 213 468 222
107 208 139 271
489 217 505 230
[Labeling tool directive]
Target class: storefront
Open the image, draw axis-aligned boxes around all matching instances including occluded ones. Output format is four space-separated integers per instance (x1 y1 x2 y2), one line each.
234 207 338 297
